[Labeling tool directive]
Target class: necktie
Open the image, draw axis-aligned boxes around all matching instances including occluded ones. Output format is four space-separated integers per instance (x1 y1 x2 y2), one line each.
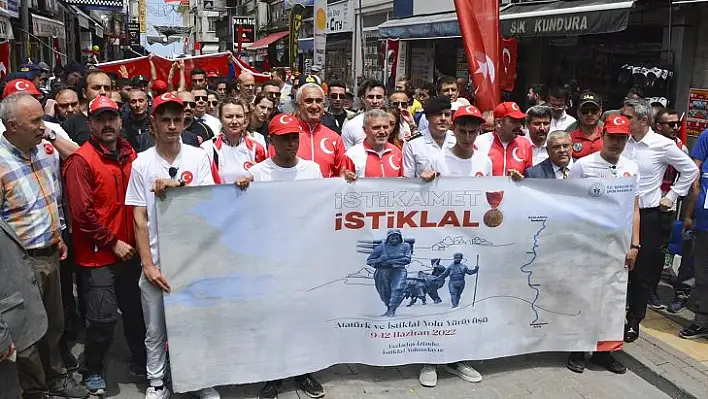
562 167 568 179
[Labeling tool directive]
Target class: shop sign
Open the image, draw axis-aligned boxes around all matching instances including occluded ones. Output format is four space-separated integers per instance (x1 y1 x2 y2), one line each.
32 14 66 39
128 22 140 47
0 16 12 40
95 24 104 38
327 0 353 34
234 17 255 43
501 9 630 37
687 88 708 136
0 1 19 19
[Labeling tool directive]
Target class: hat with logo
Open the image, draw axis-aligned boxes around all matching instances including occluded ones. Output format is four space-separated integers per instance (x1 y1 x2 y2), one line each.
423 96 452 116
604 115 631 135
453 105 485 123
153 92 184 112
269 114 303 136
3 79 41 98
88 95 120 117
578 92 601 108
493 102 526 120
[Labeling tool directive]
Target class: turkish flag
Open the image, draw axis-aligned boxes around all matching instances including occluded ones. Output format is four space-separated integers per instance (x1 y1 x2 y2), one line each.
679 112 688 145
500 38 517 92
0 42 10 81
454 0 500 111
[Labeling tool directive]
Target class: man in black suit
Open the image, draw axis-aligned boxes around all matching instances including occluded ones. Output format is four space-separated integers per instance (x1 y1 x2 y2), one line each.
524 130 573 179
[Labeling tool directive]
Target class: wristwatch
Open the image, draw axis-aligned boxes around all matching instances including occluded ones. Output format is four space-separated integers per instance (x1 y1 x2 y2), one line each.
630 244 641 250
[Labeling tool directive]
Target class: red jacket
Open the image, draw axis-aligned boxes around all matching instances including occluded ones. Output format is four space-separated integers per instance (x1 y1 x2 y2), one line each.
63 136 137 267
268 119 345 177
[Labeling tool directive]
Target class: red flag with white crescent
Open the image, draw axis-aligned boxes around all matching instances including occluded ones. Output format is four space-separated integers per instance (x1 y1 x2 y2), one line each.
454 0 500 112
500 37 517 92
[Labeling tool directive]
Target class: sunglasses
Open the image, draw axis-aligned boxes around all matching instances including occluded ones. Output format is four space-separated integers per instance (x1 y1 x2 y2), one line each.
183 101 196 108
195 96 208 102
168 167 179 179
208 100 218 106
330 93 345 99
580 107 600 115
391 101 407 107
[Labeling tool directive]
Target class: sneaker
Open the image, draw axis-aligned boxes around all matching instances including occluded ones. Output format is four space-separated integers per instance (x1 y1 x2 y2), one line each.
197 387 220 399
624 323 640 343
647 292 666 310
83 374 106 396
444 362 482 383
49 374 89 398
259 380 281 399
293 374 325 398
668 296 689 313
145 386 171 399
590 352 626 374
679 324 708 339
418 365 437 387
566 352 586 373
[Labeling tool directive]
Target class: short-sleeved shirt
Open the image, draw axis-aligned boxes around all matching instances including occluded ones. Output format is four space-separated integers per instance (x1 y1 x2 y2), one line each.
249 157 323 182
125 145 214 267
569 126 603 160
691 130 708 231
402 129 456 178
436 147 493 177
568 151 640 196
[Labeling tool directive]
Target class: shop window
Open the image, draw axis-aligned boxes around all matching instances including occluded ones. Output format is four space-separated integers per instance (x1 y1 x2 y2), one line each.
207 17 218 33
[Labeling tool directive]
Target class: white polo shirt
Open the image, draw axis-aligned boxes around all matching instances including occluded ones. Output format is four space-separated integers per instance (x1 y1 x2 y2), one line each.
125 144 214 267
249 157 323 182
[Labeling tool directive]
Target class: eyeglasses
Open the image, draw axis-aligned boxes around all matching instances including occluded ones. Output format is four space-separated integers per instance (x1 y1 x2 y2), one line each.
580 107 600 115
168 167 179 179
330 93 345 99
195 96 208 102
183 101 196 108
391 101 407 107
208 100 218 106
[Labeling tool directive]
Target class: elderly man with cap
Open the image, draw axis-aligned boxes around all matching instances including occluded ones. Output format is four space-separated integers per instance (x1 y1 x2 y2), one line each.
402 96 456 179
125 92 219 399
241 114 324 399
473 102 532 177
62 96 146 395
341 109 403 180
569 92 604 160
567 115 641 375
434 105 492 177
0 91 89 398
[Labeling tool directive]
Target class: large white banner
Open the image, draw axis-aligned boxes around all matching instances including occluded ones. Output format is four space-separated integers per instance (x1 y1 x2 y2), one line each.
157 177 635 392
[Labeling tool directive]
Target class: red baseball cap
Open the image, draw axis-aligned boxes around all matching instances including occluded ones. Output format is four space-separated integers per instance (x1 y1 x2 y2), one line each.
3 79 41 98
453 105 484 123
604 115 631 135
152 79 168 95
269 114 303 136
153 92 184 111
493 102 526 120
88 95 120 117
207 70 220 78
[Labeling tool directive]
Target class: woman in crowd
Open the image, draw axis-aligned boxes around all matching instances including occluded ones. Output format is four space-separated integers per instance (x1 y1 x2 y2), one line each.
385 108 404 150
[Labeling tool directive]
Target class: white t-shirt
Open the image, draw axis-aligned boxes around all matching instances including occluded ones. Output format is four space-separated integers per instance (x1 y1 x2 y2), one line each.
436 147 493 177
125 145 214 267
568 151 640 195
249 157 323 182
341 113 365 150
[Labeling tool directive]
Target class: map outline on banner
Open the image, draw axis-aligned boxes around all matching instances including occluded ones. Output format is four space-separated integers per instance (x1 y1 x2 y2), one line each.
157 177 634 392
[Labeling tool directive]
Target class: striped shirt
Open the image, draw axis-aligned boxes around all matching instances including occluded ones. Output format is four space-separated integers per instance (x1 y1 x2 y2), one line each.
0 135 64 249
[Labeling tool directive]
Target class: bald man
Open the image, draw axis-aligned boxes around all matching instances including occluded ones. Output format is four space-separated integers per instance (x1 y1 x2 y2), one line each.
237 72 256 103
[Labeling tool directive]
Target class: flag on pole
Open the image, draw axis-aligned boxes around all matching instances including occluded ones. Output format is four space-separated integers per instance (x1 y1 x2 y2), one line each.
454 0 500 112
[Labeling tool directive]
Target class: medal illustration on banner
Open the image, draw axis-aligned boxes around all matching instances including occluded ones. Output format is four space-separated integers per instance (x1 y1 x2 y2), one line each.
483 191 504 228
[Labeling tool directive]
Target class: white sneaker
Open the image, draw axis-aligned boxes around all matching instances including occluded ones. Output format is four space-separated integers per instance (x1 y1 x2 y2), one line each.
444 362 483 383
419 364 438 387
198 387 220 399
145 386 171 399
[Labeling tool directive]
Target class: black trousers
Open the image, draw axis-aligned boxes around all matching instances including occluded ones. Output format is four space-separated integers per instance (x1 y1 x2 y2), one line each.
80 258 146 375
59 231 84 342
628 207 664 324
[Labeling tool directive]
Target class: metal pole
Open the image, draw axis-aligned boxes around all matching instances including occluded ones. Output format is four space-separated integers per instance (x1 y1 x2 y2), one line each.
352 0 358 95
20 0 29 62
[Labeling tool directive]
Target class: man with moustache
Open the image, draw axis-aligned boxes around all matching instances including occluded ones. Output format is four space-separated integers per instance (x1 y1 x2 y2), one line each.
122 89 152 153
547 87 576 132
62 96 146 395
176 91 213 145
569 92 604 160
524 131 573 179
341 109 403 180
322 80 354 134
525 106 552 166
474 102 533 177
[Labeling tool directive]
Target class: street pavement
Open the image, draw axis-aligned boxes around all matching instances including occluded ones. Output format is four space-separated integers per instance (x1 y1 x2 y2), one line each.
72 326 672 399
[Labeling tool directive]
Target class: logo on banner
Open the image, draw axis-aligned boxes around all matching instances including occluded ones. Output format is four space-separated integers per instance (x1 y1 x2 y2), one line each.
483 191 504 227
588 183 606 198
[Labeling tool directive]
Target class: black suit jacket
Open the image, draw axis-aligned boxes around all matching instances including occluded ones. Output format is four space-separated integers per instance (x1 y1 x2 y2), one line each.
524 158 557 179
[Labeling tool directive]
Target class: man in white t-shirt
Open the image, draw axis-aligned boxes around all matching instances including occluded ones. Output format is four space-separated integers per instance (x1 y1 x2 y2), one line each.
240 114 324 399
567 114 640 376
435 105 492 177
341 80 385 149
124 93 219 399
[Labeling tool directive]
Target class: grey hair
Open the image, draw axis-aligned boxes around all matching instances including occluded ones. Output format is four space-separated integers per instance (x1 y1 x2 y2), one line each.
296 83 325 104
363 109 390 126
525 105 552 124
547 130 571 142
0 92 36 124
624 98 653 125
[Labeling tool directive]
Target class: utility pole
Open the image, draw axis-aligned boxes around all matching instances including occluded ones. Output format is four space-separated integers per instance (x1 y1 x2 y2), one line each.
20 0 29 62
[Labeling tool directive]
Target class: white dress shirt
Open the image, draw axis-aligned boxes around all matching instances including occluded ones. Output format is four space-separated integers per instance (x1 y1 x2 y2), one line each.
341 113 365 150
525 135 548 166
622 129 698 208
550 111 577 132
551 159 573 179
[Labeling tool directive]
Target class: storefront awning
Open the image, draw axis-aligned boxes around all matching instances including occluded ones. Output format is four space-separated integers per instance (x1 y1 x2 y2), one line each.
70 6 91 29
299 38 313 52
501 0 635 37
247 31 289 51
31 14 66 40
378 0 635 40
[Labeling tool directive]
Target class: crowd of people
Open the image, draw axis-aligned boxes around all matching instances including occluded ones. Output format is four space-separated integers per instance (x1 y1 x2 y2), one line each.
0 54 706 399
